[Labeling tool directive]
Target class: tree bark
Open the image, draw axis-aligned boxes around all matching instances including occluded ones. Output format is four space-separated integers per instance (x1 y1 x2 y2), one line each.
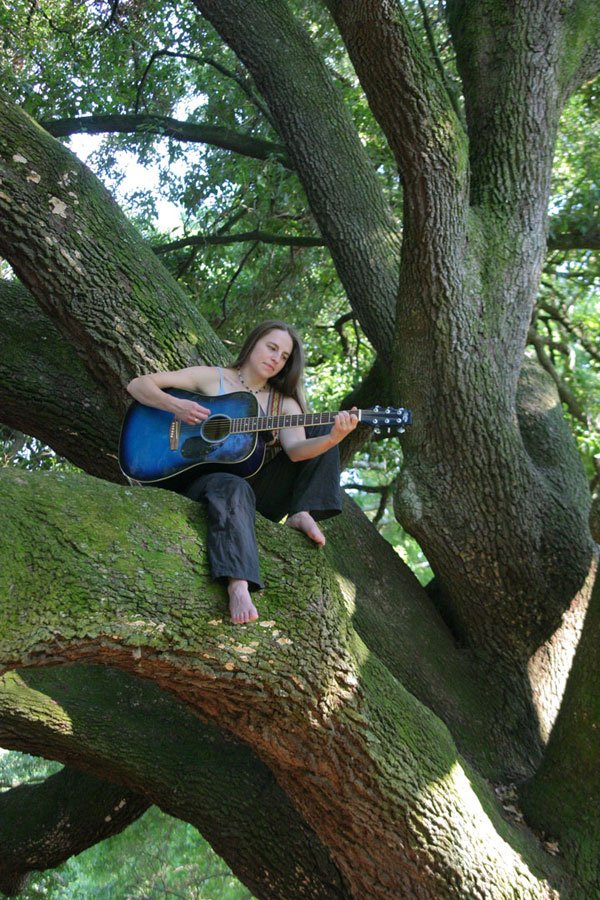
0 665 350 899
520 555 600 890
0 281 122 481
0 93 226 411
0 765 150 896
0 467 574 897
320 1 596 676
42 114 290 167
192 0 400 362
0 6 598 894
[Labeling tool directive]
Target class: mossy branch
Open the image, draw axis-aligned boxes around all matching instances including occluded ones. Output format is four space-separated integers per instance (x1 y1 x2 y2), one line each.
0 468 572 896
0 666 348 899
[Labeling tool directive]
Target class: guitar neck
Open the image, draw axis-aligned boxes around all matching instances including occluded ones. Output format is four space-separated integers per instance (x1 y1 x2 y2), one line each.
230 410 355 434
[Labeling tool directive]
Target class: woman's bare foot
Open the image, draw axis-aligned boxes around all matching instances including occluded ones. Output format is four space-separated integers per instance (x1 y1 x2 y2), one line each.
286 511 326 546
228 579 259 624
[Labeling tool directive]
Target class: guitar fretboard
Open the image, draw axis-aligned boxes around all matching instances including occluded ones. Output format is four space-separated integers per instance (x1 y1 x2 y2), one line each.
230 411 346 434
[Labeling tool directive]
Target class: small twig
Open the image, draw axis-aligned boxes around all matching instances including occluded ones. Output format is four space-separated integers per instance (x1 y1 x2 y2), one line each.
537 296 600 364
416 0 463 124
527 328 587 424
217 241 259 326
134 49 273 124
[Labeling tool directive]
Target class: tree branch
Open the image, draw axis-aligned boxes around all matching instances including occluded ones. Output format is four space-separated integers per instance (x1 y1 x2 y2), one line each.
0 767 150 896
537 296 600 364
344 479 396 527
547 226 600 252
326 0 467 208
527 327 587 424
0 468 567 896
41 114 290 167
134 49 274 124
0 281 123 481
154 229 324 254
0 94 227 410
217 239 259 325
521 556 600 890
0 666 349 900
561 4 600 98
416 0 463 123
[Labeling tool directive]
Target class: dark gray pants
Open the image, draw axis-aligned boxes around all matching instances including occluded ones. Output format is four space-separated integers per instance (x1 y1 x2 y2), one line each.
182 428 342 591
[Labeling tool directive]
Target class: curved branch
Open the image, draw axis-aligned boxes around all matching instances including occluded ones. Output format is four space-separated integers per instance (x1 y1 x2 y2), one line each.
561 6 600 98
41 114 290 167
537 297 600 365
527 328 587 423
134 49 274 124
0 468 575 895
415 0 463 123
0 767 149 896
0 666 349 900
154 229 325 254
192 0 400 362
0 281 123 481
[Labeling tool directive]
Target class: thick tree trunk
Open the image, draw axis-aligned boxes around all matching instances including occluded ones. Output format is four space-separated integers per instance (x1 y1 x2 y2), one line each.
520 555 600 890
192 0 400 362
313 5 596 750
0 468 575 897
0 93 226 411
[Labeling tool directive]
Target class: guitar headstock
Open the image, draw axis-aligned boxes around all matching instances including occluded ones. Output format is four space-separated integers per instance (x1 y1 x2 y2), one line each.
361 406 412 435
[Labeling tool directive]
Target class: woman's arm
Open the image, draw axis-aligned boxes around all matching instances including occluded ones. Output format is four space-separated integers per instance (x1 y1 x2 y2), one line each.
126 367 216 425
278 398 358 462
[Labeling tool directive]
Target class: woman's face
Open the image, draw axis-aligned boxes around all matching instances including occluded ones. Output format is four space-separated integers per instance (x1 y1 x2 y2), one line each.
248 328 294 379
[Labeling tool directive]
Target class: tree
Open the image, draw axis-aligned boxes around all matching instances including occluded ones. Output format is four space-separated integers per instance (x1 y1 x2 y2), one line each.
0 1 599 897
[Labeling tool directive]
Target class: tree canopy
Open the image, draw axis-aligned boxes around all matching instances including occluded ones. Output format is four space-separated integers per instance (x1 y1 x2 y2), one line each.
0 1 599 897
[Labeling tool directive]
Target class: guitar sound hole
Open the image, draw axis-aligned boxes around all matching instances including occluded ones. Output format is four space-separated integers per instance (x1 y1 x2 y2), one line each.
201 414 232 444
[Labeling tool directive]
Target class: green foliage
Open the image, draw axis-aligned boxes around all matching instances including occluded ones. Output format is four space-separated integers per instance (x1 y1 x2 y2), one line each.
0 750 252 899
0 427 77 473
537 83 600 475
0 749 61 789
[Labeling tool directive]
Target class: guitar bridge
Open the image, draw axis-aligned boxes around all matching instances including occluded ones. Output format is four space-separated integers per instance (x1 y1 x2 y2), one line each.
169 417 180 450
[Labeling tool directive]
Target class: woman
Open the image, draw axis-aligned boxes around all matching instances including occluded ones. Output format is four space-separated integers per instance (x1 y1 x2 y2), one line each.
127 321 358 624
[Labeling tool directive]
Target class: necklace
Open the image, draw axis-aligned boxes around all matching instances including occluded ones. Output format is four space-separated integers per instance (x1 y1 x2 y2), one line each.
237 367 267 395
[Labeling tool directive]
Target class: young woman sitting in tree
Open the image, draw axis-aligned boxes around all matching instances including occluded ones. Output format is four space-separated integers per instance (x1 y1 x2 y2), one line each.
126 320 358 624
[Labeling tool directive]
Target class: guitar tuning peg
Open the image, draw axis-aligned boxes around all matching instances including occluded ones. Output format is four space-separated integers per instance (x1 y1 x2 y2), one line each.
398 426 405 433
374 427 381 435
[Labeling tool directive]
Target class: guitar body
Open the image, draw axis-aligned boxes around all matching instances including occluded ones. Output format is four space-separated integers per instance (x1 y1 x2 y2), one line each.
119 390 267 485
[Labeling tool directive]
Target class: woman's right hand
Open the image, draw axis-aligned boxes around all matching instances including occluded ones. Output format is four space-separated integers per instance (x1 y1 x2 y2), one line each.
175 399 211 425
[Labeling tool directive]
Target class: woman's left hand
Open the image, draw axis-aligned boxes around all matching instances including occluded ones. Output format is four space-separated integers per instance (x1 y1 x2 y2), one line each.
330 408 359 445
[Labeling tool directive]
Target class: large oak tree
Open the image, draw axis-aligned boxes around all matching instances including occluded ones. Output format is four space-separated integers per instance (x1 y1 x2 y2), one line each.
1 1 599 897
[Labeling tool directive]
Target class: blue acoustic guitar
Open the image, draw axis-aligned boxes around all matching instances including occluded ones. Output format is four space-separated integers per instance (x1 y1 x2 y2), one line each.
119 389 412 485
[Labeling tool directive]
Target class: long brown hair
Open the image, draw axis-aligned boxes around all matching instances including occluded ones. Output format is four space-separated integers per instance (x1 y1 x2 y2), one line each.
233 320 307 410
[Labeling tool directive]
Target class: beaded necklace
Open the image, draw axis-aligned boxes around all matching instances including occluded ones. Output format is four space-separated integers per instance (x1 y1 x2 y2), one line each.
237 367 267 395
